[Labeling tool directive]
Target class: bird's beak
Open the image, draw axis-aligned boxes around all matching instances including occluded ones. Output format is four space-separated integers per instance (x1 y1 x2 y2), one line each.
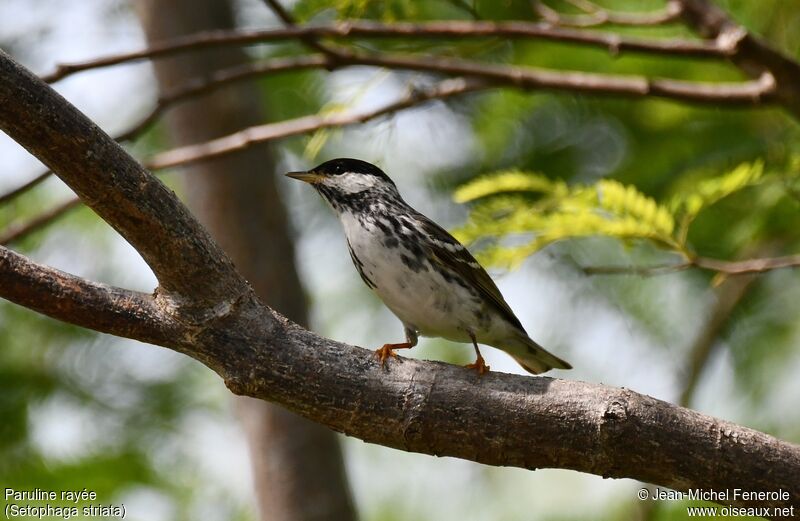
285 170 325 184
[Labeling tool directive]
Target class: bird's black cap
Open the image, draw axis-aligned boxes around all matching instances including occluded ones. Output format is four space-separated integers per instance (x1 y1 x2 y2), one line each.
311 158 396 185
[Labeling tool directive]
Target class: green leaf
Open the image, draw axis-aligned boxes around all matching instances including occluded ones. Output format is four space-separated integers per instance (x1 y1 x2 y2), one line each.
453 170 565 202
454 169 682 267
670 160 765 221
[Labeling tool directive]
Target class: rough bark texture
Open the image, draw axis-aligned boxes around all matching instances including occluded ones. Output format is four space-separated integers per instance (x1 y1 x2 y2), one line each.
0 38 799 519
134 2 356 521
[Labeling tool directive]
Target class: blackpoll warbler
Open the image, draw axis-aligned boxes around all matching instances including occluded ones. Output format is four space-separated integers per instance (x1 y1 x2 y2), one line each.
287 158 571 375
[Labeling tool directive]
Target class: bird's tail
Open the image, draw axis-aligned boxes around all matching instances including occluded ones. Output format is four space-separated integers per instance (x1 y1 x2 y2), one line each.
505 335 572 375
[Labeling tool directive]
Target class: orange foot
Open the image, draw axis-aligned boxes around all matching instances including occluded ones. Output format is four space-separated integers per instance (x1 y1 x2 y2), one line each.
465 355 490 376
374 342 413 367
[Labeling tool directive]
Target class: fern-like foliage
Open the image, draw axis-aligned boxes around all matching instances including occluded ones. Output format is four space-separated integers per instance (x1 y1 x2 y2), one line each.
454 161 775 268
668 160 764 241
454 170 566 202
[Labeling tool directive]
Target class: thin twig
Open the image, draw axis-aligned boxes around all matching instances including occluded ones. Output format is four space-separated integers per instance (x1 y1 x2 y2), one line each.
1 77 486 244
584 253 800 277
146 76 487 170
582 262 693 276
117 54 330 141
694 254 800 274
0 54 329 206
447 0 482 20
147 51 778 170
3 47 779 243
678 273 756 406
0 169 51 206
0 198 82 245
260 0 342 58
536 0 682 27
40 20 727 83
333 50 776 104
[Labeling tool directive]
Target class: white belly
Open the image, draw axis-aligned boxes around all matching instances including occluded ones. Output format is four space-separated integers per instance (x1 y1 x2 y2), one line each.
341 212 491 342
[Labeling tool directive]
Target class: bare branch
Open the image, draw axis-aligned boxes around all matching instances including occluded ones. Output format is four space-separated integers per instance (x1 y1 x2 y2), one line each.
40 20 727 83
694 254 800 274
677 0 800 117
584 253 800 277
336 50 775 102
0 49 249 304
582 261 693 276
678 273 756 406
0 169 51 206
260 0 340 57
146 76 488 170
3 51 778 244
2 49 799 514
0 245 179 345
0 197 82 245
446 0 483 20
116 53 330 142
533 0 682 28
0 54 328 208
144 52 776 170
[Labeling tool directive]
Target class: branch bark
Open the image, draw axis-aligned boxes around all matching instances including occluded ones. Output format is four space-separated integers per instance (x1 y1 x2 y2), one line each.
0 49 798 516
0 50 247 306
0 245 179 345
677 0 800 117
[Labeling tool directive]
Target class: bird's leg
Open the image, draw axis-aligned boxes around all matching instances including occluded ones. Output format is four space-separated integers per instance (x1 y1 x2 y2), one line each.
374 327 418 367
465 333 490 375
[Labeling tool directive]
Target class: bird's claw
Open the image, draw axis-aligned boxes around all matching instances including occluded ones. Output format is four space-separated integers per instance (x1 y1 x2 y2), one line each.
373 341 414 368
374 344 400 367
465 355 490 376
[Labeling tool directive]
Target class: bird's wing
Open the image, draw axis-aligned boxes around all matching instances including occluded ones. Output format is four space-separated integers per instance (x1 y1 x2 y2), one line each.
415 213 526 332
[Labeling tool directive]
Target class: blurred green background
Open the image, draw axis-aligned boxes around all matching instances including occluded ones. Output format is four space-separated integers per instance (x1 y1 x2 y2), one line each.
1 0 798 520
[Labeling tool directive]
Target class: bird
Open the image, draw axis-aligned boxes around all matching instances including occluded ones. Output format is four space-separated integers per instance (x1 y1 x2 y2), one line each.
286 158 571 375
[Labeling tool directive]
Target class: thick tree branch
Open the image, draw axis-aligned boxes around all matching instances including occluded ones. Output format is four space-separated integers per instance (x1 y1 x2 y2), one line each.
0 49 248 304
1 74 482 246
0 50 799 515
0 54 329 207
0 245 178 345
40 20 727 83
136 1 356 517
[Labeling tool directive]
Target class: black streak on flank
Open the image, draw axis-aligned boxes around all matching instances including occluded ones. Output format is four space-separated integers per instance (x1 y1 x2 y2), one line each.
375 219 392 236
386 215 404 235
400 253 427 273
347 239 377 289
